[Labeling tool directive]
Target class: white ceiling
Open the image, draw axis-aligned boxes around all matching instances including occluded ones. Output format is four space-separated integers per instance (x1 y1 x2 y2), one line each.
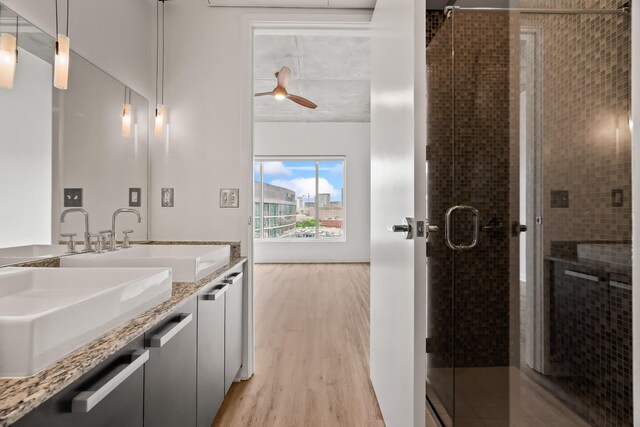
253 34 371 122
207 0 376 9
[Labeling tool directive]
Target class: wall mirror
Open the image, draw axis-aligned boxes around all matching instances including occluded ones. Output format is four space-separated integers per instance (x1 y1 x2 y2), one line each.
0 3 149 266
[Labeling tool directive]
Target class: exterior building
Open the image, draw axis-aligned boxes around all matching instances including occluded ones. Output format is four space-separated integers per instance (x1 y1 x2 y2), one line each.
316 193 331 208
254 182 296 238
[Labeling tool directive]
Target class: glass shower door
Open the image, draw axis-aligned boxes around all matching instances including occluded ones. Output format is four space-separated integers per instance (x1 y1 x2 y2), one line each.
426 5 631 426
425 11 454 426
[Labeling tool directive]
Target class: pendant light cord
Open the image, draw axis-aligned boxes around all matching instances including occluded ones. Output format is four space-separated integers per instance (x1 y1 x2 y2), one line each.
54 0 68 53
161 0 165 105
15 15 18 62
155 0 159 108
55 0 58 37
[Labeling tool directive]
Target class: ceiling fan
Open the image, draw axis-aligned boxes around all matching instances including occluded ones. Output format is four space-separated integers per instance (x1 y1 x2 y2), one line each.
254 66 318 109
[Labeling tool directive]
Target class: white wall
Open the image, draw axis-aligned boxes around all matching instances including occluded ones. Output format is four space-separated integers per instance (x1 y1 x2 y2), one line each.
254 122 370 263
150 0 371 255
2 0 154 99
0 50 52 248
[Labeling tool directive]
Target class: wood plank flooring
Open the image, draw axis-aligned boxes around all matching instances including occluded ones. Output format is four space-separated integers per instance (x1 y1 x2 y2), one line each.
212 263 385 427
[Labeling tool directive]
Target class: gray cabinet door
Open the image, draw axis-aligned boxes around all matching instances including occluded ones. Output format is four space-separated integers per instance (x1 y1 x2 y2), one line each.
14 336 146 427
224 271 243 394
144 298 197 427
197 283 226 427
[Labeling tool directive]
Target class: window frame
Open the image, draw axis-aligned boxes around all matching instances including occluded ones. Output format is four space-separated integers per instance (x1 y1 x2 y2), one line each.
254 155 347 242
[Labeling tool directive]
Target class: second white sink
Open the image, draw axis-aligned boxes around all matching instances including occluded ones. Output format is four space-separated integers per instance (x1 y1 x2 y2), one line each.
0 267 172 377
0 244 69 266
60 245 231 282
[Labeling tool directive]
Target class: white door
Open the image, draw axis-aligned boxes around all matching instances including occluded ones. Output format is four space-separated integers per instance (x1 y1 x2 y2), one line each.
370 0 426 426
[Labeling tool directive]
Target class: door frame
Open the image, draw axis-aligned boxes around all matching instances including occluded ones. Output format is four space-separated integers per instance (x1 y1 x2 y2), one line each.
240 11 372 381
520 26 549 375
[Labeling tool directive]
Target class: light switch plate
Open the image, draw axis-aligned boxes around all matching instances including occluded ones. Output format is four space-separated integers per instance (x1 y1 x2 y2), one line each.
220 189 239 208
161 188 174 207
64 188 83 207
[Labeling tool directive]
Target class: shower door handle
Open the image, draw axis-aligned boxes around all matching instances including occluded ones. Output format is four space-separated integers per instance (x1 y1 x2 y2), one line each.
445 206 480 251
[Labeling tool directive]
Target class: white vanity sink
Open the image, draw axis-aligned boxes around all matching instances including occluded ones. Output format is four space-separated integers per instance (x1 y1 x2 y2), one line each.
0 244 69 266
0 267 172 377
60 245 231 282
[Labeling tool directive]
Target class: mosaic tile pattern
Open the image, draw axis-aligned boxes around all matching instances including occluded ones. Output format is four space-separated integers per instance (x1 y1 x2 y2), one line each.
426 11 446 47
426 2 631 425
427 10 514 369
549 258 632 426
519 2 632 424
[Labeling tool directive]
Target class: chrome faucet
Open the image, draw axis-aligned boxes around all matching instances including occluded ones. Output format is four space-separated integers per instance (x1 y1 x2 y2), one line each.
60 208 92 251
111 208 141 250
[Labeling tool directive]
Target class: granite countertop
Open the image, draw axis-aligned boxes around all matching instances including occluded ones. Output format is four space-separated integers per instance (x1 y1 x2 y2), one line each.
0 256 247 427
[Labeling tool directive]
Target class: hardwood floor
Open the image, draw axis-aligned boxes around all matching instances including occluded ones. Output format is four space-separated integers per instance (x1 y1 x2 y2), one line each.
212 263 385 427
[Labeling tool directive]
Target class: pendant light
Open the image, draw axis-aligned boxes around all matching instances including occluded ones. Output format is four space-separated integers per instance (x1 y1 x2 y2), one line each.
0 7 18 89
154 0 166 137
54 0 70 90
122 87 132 138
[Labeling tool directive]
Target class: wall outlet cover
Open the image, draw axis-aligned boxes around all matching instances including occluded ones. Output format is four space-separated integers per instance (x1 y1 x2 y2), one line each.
220 189 239 208
612 189 624 207
64 188 83 207
161 188 174 207
550 190 569 208
129 188 142 207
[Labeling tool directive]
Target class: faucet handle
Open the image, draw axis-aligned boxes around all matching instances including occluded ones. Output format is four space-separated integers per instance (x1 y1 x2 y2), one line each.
122 230 134 249
61 233 77 254
99 230 113 251
89 233 103 253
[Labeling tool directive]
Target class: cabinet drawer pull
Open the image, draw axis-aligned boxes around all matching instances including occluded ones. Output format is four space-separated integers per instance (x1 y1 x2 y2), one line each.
223 272 243 285
202 284 229 301
563 270 599 282
610 280 632 291
150 313 193 348
71 349 149 413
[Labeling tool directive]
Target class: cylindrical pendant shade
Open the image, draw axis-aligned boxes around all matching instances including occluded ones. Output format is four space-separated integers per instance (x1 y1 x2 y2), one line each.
122 103 132 138
0 33 17 89
54 34 70 90
154 104 165 136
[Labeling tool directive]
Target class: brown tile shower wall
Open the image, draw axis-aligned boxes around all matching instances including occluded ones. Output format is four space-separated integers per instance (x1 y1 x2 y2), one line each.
518 2 632 425
426 10 454 374
521 1 632 249
426 11 516 369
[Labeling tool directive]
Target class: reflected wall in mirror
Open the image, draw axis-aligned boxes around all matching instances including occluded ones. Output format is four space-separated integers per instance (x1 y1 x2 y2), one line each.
53 51 149 245
0 10 53 249
0 3 150 266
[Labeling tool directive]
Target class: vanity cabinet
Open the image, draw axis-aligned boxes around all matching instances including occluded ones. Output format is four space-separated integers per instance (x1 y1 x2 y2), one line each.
144 298 197 427
197 283 227 427
10 261 246 427
14 337 146 427
224 271 244 394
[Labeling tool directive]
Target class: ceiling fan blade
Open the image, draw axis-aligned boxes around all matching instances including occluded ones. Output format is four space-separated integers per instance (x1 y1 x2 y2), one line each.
276 66 291 88
287 94 318 109
254 91 274 97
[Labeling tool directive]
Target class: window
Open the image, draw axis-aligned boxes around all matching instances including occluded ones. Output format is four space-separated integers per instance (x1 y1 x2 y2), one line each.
254 158 345 240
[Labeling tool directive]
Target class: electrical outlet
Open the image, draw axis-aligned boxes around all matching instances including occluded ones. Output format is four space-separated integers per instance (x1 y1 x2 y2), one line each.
64 188 83 207
161 188 174 207
129 188 141 207
220 189 239 208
